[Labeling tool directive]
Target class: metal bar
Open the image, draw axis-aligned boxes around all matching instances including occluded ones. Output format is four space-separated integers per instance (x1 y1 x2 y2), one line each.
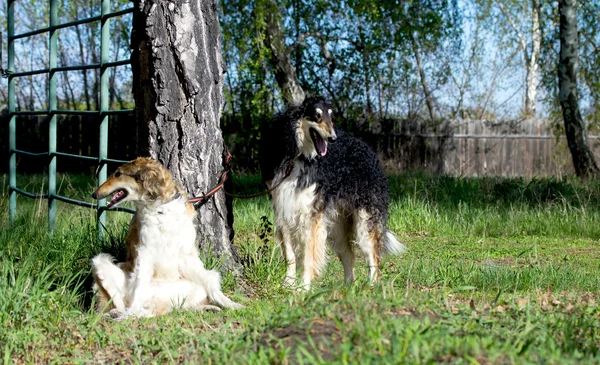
53 109 134 116
12 110 49 116
54 110 97 116
53 194 97 209
13 109 133 117
53 151 98 162
100 206 135 214
103 7 134 20
97 0 111 239
8 0 16 224
54 15 100 30
11 149 131 164
55 194 135 214
57 195 135 214
12 59 133 78
103 59 131 68
11 186 49 199
11 68 49 77
102 157 131 165
12 149 48 157
48 0 58 233
10 188 134 215
10 27 50 41
103 109 134 115
10 7 133 41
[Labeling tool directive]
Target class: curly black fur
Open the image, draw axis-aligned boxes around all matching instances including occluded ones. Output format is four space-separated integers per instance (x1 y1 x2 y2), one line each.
259 96 389 223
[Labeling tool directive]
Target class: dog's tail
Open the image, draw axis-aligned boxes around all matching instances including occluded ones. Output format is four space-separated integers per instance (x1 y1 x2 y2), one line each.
383 230 406 255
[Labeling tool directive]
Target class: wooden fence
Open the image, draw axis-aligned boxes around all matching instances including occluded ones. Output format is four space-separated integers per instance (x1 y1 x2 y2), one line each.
0 113 138 173
2 115 598 177
364 118 600 177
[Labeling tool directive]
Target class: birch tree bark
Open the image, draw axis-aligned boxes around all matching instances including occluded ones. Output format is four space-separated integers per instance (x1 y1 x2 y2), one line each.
558 0 599 178
495 0 541 117
131 0 240 270
525 0 541 118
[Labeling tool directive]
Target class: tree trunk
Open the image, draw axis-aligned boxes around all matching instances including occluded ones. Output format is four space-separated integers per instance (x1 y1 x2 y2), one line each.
411 34 435 121
558 0 599 178
524 0 541 117
495 0 538 118
75 25 92 110
131 0 240 271
263 0 305 104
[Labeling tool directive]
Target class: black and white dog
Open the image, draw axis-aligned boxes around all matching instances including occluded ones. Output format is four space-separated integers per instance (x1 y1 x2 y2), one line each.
260 96 405 289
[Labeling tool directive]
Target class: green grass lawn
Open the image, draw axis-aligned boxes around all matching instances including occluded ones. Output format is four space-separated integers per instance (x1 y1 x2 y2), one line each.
1 172 599 364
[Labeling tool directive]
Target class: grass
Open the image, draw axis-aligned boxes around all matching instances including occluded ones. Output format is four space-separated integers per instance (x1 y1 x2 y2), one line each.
1 172 600 363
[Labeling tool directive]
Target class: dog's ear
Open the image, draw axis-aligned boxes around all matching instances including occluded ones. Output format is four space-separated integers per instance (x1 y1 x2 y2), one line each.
135 165 165 199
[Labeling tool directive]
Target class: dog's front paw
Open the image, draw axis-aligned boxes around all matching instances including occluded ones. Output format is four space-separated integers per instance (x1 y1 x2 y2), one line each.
109 307 154 321
106 309 133 321
227 301 244 310
284 276 296 288
196 304 222 312
105 308 125 320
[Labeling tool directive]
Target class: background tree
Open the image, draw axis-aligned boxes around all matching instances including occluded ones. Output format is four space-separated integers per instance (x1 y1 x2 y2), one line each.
558 0 598 178
2 0 600 178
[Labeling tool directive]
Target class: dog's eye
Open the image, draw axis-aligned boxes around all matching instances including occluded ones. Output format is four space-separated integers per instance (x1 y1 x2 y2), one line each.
114 171 122 177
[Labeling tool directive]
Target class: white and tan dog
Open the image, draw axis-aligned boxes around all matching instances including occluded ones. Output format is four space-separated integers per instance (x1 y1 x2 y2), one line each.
91 157 242 319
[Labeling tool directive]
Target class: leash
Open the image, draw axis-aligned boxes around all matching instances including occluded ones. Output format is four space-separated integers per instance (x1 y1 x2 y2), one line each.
187 152 295 205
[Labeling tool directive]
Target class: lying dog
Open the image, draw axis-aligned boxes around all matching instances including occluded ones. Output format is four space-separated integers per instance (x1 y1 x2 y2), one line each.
260 96 405 289
91 157 242 319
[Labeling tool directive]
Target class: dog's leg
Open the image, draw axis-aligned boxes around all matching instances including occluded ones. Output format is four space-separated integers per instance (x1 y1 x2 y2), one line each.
91 253 127 312
300 211 328 290
179 257 243 310
330 219 355 283
277 226 297 286
125 249 155 318
354 210 382 282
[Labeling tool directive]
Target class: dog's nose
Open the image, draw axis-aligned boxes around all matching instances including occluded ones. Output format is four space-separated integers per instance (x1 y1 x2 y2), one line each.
329 132 337 141
92 191 98 199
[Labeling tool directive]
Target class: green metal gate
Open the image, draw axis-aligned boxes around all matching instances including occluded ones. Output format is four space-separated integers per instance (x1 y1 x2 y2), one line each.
7 0 135 237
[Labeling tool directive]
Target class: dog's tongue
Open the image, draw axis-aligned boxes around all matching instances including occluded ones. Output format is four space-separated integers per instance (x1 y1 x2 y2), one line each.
314 133 327 156
109 190 125 207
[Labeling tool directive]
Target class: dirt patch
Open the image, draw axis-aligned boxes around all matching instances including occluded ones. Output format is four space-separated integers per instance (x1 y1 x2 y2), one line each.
255 307 441 363
386 307 440 322
257 318 342 362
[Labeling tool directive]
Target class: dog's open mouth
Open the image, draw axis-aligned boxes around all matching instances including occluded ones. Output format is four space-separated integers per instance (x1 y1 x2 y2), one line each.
309 128 327 157
107 189 128 208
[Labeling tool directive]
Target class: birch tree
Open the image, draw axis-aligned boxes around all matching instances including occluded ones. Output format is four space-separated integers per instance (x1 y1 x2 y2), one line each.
478 0 542 117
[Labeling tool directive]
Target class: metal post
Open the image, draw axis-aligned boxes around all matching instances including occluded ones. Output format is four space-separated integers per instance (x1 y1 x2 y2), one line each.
97 0 110 239
48 0 58 233
7 0 15 223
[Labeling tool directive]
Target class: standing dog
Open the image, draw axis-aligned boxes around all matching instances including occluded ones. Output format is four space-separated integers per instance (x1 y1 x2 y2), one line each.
91 157 242 319
260 96 405 289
